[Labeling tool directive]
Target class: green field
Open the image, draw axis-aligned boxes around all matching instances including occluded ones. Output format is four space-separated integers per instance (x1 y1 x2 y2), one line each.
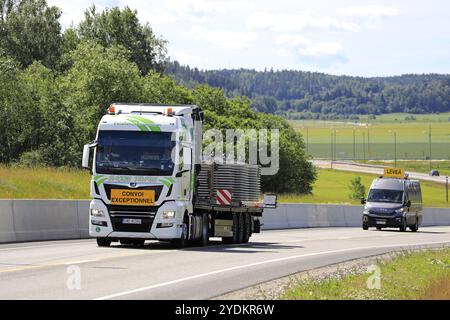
1 166 448 207
0 166 90 199
359 160 450 177
278 169 449 208
289 113 450 160
282 248 450 300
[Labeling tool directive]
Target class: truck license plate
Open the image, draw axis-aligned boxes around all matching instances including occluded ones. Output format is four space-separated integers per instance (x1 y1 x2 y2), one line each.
376 220 386 225
110 189 155 206
122 218 142 225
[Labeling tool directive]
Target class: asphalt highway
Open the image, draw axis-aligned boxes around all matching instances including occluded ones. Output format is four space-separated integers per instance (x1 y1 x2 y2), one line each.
1 226 449 300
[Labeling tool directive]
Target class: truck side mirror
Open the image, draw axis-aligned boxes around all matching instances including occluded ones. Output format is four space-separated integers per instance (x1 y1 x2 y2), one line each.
263 194 277 209
82 144 91 169
361 197 366 205
182 147 191 171
82 140 98 170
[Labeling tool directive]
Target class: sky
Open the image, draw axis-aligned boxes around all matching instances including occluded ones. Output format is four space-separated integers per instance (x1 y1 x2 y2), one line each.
47 0 450 77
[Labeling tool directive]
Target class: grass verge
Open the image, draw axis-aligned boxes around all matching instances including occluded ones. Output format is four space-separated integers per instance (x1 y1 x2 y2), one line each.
278 168 450 207
282 248 450 300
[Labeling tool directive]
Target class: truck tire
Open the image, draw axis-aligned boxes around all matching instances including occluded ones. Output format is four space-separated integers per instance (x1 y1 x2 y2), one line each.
222 214 239 244
193 213 209 246
171 220 188 249
362 225 369 230
242 213 251 243
237 213 245 243
97 237 111 247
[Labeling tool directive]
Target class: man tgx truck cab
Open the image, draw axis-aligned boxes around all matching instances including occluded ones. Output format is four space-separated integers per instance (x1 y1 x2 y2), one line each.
361 168 423 232
82 103 276 248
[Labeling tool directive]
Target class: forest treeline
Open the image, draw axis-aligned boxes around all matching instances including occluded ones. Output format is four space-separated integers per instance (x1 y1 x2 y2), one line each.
0 0 315 194
165 62 450 117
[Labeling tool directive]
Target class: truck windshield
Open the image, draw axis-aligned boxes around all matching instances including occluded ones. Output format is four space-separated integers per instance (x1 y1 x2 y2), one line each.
367 189 403 204
95 130 176 176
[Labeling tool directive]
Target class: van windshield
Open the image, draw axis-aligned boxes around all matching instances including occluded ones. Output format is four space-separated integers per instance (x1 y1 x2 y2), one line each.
367 189 403 204
95 130 176 176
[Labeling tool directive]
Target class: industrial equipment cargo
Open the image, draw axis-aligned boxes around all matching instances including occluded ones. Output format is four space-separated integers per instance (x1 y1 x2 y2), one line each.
82 103 276 248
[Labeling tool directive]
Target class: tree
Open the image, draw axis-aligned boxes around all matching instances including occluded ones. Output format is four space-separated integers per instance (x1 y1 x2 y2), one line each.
0 54 28 163
63 41 144 146
349 176 366 200
76 6 167 75
0 0 62 68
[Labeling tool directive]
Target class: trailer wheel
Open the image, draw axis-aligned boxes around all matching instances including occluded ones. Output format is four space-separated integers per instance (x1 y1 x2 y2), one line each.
222 214 239 244
237 213 245 243
242 213 251 243
96 237 111 247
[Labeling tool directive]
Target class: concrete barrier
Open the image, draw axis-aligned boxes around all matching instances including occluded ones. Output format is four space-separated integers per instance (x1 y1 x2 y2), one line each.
0 200 16 242
13 200 81 242
0 200 450 243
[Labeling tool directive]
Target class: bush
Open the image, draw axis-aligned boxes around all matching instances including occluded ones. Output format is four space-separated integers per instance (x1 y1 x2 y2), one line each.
349 176 366 200
18 150 46 167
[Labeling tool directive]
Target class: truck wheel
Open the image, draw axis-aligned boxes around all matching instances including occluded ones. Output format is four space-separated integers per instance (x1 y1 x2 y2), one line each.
362 225 369 230
97 237 111 247
242 213 251 243
376 226 382 231
171 222 188 249
237 213 245 243
222 214 239 244
194 213 209 247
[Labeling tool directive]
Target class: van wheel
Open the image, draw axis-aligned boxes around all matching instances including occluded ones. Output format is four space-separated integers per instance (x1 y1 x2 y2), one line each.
410 218 419 232
376 227 382 231
97 237 111 247
399 219 407 232
362 225 369 230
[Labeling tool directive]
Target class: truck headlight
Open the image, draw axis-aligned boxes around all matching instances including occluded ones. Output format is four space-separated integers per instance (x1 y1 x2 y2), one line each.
395 208 404 214
91 208 105 217
162 211 176 219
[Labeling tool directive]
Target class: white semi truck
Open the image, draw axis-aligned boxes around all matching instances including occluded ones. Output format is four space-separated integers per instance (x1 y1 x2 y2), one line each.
82 103 276 248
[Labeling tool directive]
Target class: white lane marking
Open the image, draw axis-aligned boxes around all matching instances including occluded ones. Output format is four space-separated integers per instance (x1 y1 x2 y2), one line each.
0 241 94 252
94 240 450 300
62 260 97 265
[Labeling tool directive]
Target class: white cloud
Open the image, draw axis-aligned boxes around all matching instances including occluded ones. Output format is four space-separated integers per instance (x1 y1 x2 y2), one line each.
171 50 201 65
338 5 399 18
338 5 399 29
188 26 258 50
275 34 345 67
247 11 358 33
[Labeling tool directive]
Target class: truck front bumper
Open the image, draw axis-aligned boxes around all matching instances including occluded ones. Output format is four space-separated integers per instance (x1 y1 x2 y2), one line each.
88 199 187 240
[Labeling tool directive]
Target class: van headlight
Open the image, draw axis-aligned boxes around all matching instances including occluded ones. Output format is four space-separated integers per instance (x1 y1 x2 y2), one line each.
90 208 105 217
395 208 404 214
162 211 176 219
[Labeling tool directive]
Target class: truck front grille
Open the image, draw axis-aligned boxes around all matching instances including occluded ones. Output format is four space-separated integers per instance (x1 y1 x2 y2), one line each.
111 216 154 233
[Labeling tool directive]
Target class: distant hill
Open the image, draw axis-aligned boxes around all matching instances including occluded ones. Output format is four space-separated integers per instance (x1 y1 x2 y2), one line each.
165 61 450 118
